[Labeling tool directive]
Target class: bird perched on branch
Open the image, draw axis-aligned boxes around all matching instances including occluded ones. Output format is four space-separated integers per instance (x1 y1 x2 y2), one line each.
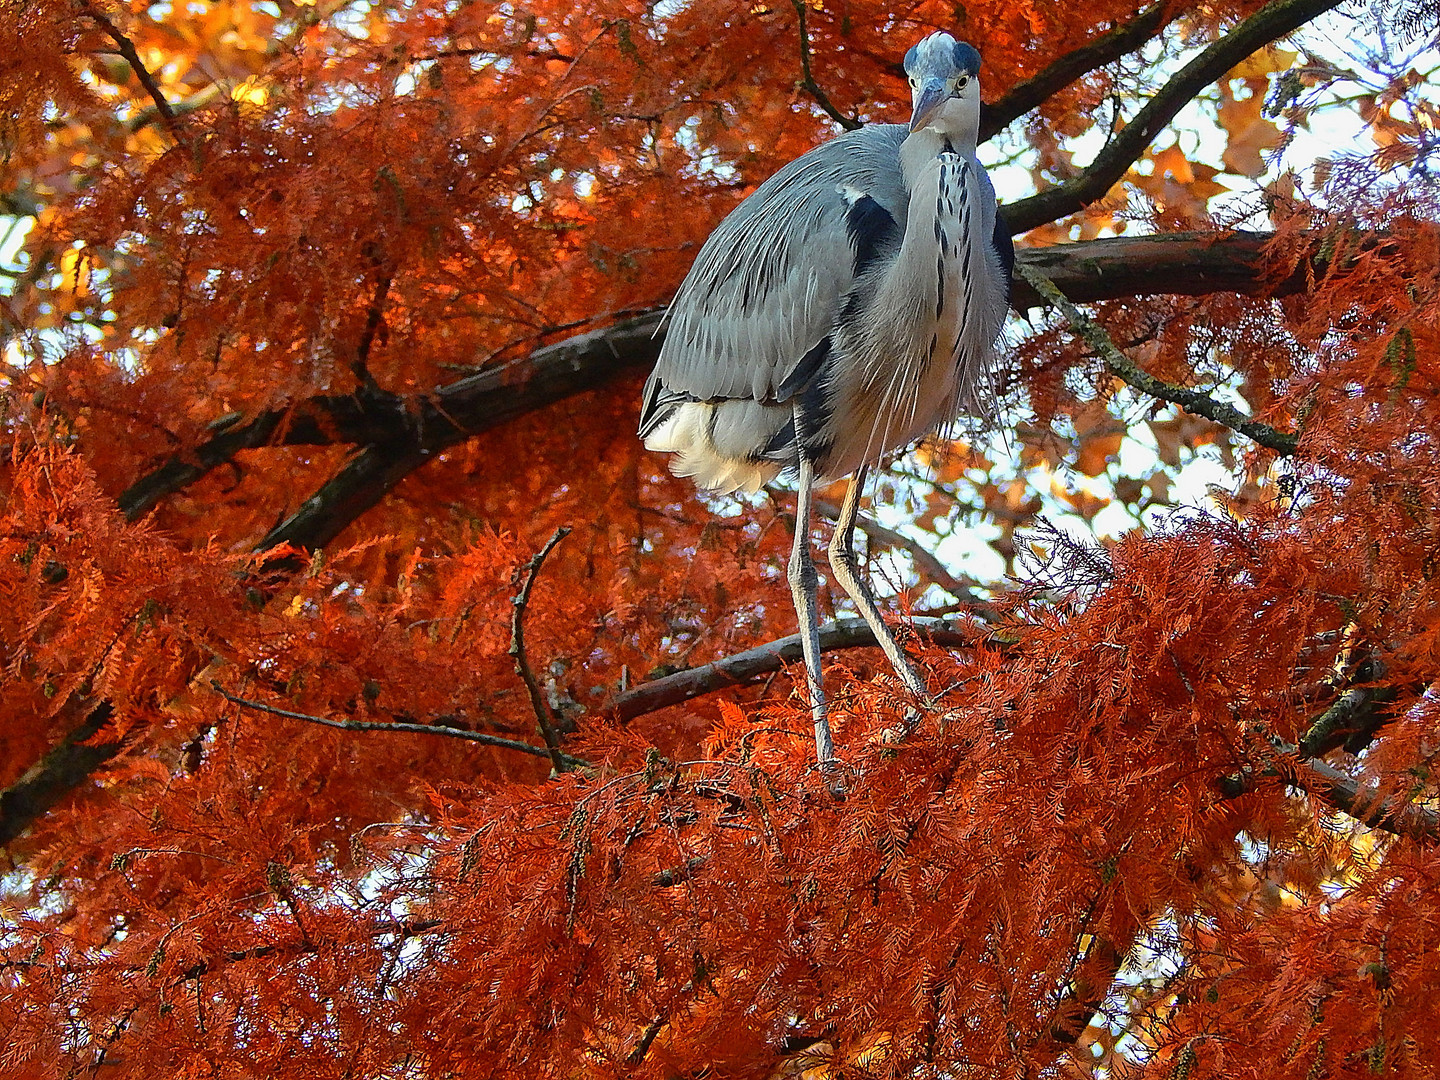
639 32 1013 765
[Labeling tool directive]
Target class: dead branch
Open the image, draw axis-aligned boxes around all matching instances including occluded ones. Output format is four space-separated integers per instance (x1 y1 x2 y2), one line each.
210 682 591 769
509 526 575 775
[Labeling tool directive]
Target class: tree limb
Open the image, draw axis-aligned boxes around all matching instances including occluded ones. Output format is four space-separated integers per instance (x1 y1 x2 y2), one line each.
1002 0 1349 235
791 0 860 131
120 311 667 522
1297 754 1440 844
257 443 432 552
1016 262 1300 454
0 703 120 848
0 228 1361 845
979 3 1171 142
121 232 1321 526
610 615 985 723
1215 682 1437 844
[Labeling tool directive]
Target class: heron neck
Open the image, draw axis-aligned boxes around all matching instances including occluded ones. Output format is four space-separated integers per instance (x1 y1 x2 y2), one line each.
898 125 979 191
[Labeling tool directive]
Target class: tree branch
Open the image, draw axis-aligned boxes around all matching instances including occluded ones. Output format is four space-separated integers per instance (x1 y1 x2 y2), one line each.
120 311 667 522
1298 673 1395 758
509 526 574 775
1016 262 1300 454
790 0 861 131
610 615 985 723
257 443 432 553
1216 680 1438 844
122 232 1324 526
210 683 591 769
82 6 186 146
979 3 1171 142
1297 754 1440 844
0 703 121 847
1002 0 1349 235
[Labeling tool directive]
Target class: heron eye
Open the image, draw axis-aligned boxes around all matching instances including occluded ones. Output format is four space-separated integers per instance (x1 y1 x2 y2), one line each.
955 75 969 91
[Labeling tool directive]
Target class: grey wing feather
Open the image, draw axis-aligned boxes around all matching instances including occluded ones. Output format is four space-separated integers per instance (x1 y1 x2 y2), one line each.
644 124 909 418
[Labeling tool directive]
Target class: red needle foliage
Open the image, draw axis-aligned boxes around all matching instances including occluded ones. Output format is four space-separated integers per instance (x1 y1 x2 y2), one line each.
2 0 1439 1075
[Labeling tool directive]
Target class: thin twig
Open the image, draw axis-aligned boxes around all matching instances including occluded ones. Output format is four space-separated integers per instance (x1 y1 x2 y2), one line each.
510 526 574 775
1016 263 1299 455
82 6 186 146
811 496 991 609
790 0 861 131
210 682 591 769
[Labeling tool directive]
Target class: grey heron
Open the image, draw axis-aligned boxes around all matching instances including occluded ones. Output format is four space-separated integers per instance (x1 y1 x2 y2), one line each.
639 32 1012 765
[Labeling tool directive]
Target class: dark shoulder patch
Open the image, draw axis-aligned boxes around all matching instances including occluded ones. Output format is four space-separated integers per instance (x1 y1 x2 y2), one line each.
991 209 1015 307
845 194 900 280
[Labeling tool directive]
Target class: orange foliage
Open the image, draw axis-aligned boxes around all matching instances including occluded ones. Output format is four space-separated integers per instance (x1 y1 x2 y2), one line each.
2 0 1440 1076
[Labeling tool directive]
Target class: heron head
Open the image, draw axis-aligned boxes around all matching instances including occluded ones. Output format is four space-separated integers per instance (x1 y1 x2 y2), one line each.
903 33 982 138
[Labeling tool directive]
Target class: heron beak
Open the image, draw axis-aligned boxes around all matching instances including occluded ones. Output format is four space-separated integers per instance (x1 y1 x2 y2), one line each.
909 78 946 132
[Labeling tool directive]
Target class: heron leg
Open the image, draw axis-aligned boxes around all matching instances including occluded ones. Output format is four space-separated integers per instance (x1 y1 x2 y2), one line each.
788 454 836 767
827 466 929 706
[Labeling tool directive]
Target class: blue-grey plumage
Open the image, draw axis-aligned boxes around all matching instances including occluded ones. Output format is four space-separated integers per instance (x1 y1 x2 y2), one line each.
640 33 1011 495
639 33 1011 767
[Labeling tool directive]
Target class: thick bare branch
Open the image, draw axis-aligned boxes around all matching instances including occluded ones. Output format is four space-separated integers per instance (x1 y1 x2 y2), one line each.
0 704 120 848
1216 684 1437 844
1 229 1366 845
120 311 667 522
258 443 432 553
610 615 985 723
1002 0 1349 235
122 232 1323 526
